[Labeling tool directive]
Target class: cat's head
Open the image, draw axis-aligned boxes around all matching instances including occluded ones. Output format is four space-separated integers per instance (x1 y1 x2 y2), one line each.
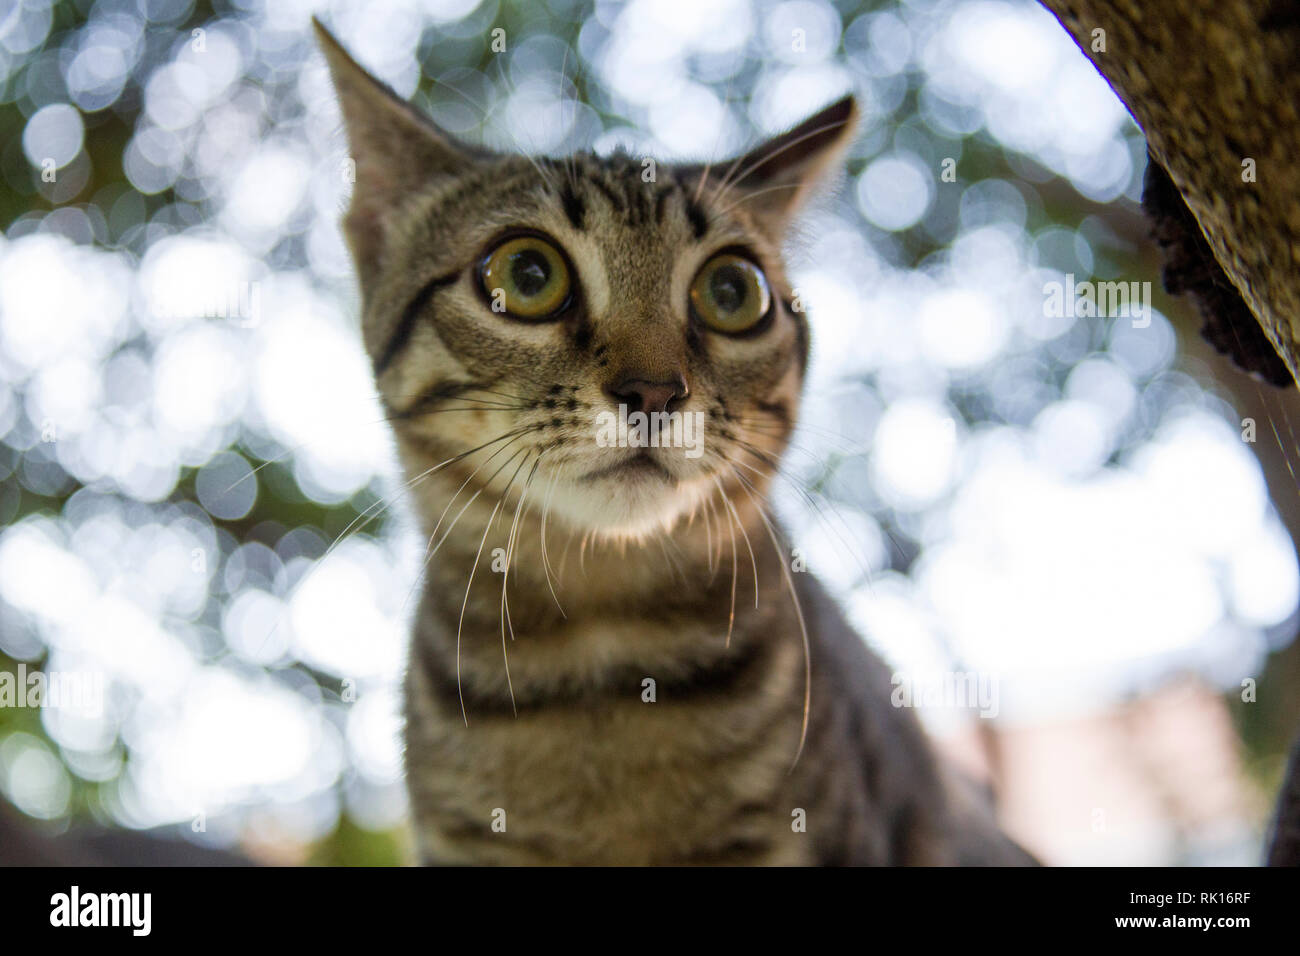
316 21 856 539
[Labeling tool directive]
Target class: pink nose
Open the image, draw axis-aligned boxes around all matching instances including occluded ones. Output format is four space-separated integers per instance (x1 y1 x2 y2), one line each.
605 376 688 415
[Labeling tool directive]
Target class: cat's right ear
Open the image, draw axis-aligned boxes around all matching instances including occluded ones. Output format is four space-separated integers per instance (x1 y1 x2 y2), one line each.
314 18 477 290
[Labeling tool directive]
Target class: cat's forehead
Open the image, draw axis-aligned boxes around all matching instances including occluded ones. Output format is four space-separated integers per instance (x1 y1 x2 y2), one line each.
484 154 742 236
559 153 706 233
475 154 766 256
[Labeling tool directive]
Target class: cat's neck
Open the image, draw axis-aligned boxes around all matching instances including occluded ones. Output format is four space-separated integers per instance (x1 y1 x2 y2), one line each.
403 464 794 709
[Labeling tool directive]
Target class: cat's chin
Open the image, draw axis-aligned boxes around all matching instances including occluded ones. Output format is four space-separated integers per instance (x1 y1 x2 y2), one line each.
544 466 712 540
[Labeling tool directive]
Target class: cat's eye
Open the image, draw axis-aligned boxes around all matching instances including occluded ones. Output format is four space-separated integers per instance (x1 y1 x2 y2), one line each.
689 253 772 334
480 236 572 319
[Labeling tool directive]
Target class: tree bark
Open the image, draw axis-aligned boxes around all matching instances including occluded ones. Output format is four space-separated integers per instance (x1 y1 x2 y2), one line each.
1038 0 1300 383
1039 0 1300 867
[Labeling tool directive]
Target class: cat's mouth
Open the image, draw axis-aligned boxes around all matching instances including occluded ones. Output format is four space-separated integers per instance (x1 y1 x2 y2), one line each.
539 446 713 537
580 450 676 484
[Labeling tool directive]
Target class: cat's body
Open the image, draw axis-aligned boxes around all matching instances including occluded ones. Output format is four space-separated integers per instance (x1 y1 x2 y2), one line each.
316 20 1034 865
404 505 1027 864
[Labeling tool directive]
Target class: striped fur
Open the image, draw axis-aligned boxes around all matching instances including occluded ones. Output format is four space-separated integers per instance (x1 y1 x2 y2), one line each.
317 20 1034 865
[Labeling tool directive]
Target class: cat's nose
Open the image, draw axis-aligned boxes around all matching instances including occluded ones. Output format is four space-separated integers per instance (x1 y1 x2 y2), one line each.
605 375 689 415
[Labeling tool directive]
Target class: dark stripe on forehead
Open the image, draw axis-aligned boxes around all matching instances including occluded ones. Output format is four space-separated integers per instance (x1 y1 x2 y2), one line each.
631 180 655 226
623 177 643 225
559 181 585 230
588 175 626 215
654 187 671 224
374 270 460 377
685 196 710 240
575 153 685 229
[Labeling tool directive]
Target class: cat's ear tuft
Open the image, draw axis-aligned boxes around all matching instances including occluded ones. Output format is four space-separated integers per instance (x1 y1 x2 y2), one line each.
711 95 859 233
314 18 478 289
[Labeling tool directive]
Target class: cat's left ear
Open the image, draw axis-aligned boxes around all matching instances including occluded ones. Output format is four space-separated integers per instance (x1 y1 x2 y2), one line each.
702 96 858 234
314 18 481 290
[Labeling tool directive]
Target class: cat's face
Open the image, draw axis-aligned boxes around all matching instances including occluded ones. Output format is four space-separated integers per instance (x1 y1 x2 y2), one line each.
317 22 856 538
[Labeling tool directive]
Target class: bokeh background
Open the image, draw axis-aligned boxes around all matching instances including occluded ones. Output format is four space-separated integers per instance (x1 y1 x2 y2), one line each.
2 0 1298 865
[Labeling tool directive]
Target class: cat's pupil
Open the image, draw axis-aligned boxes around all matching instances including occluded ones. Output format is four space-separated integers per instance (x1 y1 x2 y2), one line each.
511 250 550 296
711 265 747 313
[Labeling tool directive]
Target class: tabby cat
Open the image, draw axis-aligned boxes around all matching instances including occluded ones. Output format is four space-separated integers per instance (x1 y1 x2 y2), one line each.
316 20 1034 865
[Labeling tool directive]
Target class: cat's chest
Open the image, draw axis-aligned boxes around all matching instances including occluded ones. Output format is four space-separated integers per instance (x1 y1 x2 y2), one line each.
404 652 813 865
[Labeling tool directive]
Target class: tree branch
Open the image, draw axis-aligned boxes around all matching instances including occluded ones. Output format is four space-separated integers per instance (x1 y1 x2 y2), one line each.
1039 0 1300 382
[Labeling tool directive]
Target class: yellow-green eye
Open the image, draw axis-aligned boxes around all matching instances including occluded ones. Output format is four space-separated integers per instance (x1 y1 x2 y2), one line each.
480 236 571 319
690 253 772 334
